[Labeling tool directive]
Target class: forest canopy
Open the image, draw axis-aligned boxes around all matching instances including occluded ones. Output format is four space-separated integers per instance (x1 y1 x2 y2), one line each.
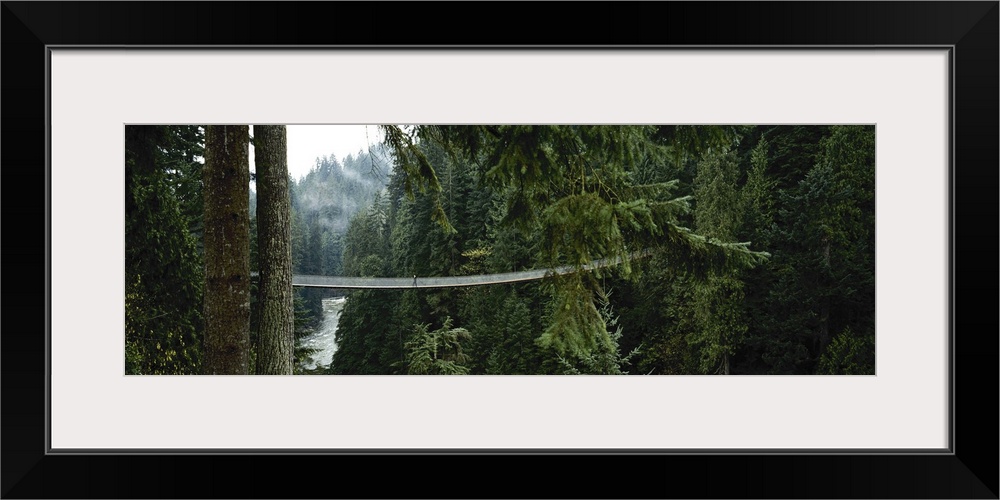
125 124 876 375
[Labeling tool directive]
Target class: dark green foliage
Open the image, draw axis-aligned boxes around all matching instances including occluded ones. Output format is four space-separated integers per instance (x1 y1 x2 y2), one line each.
491 290 541 374
399 317 472 375
336 125 879 375
161 125 206 249
292 290 316 339
686 274 746 374
817 327 876 375
554 290 638 375
326 201 404 375
457 285 545 375
538 273 608 356
327 288 403 375
686 142 749 374
601 126 875 376
125 126 203 375
768 126 872 373
384 126 770 362
737 125 876 374
632 268 700 375
126 125 875 374
130 124 874 376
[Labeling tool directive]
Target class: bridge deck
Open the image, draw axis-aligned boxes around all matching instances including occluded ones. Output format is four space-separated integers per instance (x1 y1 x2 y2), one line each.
288 252 650 289
292 264 580 289
248 252 648 289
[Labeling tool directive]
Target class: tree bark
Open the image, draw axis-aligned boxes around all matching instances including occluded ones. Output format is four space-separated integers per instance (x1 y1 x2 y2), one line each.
202 125 251 374
254 125 294 375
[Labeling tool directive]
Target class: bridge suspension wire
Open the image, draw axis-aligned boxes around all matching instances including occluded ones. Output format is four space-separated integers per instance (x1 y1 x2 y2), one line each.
287 252 650 290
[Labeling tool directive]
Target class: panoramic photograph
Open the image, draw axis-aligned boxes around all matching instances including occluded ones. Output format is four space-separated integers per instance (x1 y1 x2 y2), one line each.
125 124 875 375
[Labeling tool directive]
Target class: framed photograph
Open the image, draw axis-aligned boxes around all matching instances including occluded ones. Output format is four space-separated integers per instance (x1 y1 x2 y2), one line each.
5 2 996 498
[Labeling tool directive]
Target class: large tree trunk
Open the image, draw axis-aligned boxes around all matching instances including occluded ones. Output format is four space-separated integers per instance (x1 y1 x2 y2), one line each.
202 125 250 374
254 125 294 375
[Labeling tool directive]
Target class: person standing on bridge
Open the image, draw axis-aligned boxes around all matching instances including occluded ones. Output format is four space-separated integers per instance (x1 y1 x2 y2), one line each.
413 275 417 287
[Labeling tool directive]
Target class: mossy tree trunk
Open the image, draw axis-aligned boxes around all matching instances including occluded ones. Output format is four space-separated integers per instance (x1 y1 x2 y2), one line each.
254 125 294 375
202 125 250 374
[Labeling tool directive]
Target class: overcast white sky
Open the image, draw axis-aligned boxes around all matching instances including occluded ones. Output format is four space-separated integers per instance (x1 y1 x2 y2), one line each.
249 125 385 182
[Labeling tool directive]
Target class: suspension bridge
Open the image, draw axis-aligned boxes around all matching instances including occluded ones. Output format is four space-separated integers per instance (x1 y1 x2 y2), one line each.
293 264 573 289
278 253 647 289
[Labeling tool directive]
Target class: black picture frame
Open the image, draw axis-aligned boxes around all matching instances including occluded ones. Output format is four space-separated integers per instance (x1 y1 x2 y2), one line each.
3 2 997 498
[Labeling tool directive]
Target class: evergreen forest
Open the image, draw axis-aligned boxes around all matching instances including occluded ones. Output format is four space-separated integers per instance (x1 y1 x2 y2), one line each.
125 125 876 376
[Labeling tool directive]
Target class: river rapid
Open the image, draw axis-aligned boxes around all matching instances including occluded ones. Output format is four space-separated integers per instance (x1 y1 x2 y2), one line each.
296 296 346 371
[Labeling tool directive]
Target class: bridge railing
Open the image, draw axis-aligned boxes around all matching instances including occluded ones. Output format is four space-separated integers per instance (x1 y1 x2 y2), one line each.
250 251 651 289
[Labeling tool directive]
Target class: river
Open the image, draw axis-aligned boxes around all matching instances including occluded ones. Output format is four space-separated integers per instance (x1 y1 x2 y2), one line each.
296 296 346 371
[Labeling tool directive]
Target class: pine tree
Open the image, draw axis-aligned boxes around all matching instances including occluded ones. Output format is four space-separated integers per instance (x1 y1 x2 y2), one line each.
687 142 749 374
328 201 402 375
757 125 875 373
400 317 472 375
125 126 203 374
554 290 637 375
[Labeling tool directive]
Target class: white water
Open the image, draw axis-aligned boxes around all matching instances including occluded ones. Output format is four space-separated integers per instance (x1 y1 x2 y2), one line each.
297 297 346 371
